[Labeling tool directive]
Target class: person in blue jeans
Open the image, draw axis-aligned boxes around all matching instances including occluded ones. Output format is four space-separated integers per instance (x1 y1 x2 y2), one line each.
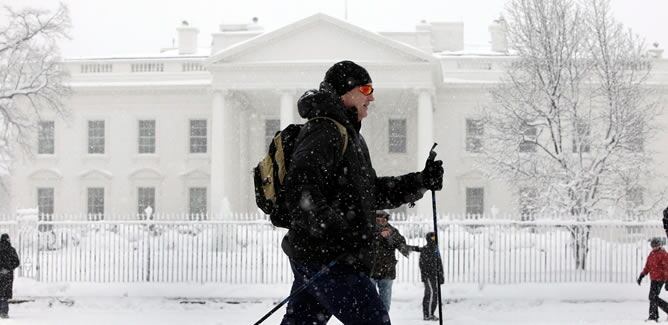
370 210 413 311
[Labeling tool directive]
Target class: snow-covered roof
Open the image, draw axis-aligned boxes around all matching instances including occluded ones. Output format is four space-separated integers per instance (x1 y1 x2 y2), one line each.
66 79 211 88
435 43 511 57
208 13 434 65
64 47 211 61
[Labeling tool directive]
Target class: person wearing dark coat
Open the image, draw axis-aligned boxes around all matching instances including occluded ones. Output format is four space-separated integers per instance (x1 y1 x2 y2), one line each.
637 237 668 322
415 232 444 321
369 210 412 312
279 60 444 325
662 206 668 238
0 234 20 318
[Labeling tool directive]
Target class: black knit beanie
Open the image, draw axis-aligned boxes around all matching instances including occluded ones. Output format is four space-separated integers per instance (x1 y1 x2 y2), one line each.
323 60 372 96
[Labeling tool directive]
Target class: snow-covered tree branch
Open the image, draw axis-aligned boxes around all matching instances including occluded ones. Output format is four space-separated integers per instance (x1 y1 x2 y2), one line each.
480 0 665 270
0 3 71 157
481 0 662 221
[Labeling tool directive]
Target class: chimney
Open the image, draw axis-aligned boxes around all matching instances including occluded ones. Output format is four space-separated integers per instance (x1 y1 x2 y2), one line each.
430 22 464 52
177 20 199 55
415 20 433 53
489 16 508 53
211 17 264 54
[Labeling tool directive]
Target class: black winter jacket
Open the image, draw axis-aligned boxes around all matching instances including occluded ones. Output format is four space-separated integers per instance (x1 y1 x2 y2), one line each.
0 239 20 299
418 241 444 284
370 224 410 280
281 82 427 273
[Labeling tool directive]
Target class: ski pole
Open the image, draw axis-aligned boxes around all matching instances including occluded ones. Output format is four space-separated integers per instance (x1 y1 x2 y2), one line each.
427 143 444 325
254 258 338 325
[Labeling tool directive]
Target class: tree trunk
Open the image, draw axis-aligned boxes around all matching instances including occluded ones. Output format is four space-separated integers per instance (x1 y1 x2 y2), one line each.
570 225 590 270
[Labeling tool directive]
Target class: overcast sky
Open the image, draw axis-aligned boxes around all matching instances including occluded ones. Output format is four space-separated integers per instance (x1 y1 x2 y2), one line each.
4 0 668 58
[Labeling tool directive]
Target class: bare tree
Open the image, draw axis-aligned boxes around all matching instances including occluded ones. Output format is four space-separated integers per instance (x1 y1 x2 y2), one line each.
480 0 662 269
0 3 71 158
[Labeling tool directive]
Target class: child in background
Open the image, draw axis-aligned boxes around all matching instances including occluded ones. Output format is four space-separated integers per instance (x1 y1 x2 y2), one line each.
637 237 668 322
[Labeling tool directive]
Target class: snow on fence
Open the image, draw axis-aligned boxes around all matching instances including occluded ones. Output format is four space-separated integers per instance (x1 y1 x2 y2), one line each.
0 216 661 284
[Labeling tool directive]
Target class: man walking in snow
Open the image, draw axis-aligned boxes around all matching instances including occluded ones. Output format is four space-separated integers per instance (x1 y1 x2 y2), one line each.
0 234 20 319
370 210 414 312
279 60 444 324
637 237 668 322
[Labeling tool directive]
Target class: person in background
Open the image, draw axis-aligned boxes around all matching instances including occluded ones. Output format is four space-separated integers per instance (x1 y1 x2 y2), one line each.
662 206 668 238
415 232 444 321
637 237 668 322
0 234 20 319
370 210 413 311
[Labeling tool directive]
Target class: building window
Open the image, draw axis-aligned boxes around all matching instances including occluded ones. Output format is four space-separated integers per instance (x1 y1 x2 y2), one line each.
265 119 280 151
388 119 407 153
519 124 537 153
465 119 483 153
465 187 484 217
38 121 55 154
37 187 54 231
138 120 156 154
88 120 105 154
137 187 156 220
519 187 538 220
572 121 591 153
625 186 644 217
87 187 104 221
629 137 644 153
37 187 54 221
189 119 207 153
628 125 644 152
189 187 207 220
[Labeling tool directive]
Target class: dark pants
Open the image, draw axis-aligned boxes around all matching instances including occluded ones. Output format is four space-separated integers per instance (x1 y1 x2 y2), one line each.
0 298 7 316
280 259 390 325
649 280 668 320
422 278 438 318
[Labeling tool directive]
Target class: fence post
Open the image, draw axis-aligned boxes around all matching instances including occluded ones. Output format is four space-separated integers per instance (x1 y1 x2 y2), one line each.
16 208 39 280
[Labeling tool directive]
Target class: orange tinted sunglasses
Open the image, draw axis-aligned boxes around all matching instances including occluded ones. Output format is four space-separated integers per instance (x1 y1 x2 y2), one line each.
358 84 374 96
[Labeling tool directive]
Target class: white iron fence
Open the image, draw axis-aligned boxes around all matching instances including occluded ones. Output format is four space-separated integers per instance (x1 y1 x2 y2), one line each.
0 216 661 284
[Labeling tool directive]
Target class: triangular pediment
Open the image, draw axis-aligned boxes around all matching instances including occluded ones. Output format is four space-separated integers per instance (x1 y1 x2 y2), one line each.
209 13 433 64
457 170 486 181
179 168 210 179
28 168 63 180
79 168 113 180
129 168 163 180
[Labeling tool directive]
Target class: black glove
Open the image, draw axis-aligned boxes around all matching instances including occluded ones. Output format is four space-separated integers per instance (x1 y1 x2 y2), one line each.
422 159 444 191
305 205 349 239
637 274 645 285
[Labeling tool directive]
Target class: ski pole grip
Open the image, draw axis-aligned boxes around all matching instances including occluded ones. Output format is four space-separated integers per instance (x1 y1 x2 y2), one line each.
428 143 438 162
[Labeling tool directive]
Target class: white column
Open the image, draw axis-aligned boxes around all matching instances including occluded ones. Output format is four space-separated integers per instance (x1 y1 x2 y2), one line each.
210 89 227 219
279 90 295 129
238 109 250 212
416 89 435 219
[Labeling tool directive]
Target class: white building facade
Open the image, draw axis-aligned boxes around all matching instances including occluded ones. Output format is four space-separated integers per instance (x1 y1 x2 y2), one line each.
7 14 668 220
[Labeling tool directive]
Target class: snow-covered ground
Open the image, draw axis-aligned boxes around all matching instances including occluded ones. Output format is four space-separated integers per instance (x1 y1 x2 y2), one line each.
3 278 664 324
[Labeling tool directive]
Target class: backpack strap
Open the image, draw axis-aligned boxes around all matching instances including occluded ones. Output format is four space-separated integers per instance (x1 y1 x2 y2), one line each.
309 117 348 155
